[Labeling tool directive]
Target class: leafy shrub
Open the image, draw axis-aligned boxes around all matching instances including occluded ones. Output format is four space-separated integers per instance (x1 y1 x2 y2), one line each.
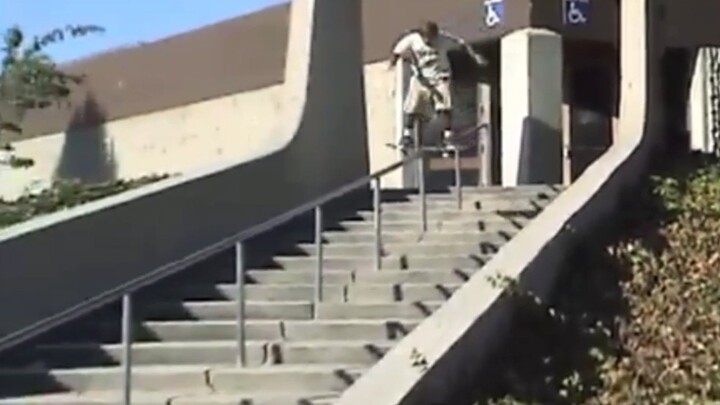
0 175 169 229
474 154 720 404
7 155 34 168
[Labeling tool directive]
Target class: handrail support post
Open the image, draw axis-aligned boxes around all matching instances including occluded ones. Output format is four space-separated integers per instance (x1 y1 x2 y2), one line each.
1 133 476 373
121 294 133 405
372 178 382 271
418 156 427 233
314 206 324 318
454 148 462 210
235 242 247 367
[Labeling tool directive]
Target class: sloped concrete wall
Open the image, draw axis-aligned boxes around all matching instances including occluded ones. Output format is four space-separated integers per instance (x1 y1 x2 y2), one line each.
337 0 669 403
0 0 369 349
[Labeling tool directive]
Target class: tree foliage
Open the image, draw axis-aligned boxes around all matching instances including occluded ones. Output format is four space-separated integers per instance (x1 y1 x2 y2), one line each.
475 153 720 404
0 175 169 229
0 24 104 135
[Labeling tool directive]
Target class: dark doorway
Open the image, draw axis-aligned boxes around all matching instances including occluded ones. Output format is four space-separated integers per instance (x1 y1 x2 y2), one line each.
660 47 694 155
567 59 615 180
424 42 498 190
424 46 484 190
569 64 614 180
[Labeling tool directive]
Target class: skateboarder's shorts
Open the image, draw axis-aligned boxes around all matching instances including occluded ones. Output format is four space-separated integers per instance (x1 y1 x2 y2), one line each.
403 76 452 116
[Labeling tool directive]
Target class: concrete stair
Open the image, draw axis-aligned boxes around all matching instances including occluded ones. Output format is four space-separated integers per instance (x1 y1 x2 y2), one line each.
0 391 341 405
123 320 421 342
0 185 561 404
158 283 463 302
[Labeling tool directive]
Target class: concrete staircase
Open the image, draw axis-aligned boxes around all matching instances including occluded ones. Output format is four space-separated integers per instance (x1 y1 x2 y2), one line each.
0 185 562 405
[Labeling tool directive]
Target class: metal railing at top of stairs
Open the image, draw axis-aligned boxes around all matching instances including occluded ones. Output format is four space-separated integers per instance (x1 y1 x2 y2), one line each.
0 124 488 405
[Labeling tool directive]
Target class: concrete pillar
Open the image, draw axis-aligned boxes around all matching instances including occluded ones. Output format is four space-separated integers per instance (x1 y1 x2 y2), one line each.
500 29 563 186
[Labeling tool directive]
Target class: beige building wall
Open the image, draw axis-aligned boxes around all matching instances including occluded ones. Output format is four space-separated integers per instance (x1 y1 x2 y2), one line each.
0 61 400 200
364 62 404 188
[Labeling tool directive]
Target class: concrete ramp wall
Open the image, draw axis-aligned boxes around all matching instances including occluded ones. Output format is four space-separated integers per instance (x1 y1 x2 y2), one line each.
0 0 368 349
337 0 667 403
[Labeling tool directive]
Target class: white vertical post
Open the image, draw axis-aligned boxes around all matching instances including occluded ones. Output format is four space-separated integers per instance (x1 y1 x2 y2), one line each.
562 103 572 185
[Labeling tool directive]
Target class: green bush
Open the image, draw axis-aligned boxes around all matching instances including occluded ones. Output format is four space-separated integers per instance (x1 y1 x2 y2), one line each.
474 154 720 405
0 175 168 229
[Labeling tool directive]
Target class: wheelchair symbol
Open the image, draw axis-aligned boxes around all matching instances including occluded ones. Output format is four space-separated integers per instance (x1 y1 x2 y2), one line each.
484 0 503 27
564 0 588 25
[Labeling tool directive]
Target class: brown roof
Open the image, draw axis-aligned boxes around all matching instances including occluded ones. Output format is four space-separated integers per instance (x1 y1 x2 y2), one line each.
18 0 500 138
20 3 291 138
18 0 618 139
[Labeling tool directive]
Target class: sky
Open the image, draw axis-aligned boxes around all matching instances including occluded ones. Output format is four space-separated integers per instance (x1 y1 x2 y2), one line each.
0 0 287 63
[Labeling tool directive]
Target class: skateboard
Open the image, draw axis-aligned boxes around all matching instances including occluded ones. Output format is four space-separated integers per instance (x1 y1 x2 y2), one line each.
385 140 454 156
386 122 485 156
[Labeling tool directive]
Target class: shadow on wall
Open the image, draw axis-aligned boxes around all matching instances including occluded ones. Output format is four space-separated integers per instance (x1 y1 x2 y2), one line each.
660 47 695 155
566 61 616 181
517 117 563 184
53 94 117 184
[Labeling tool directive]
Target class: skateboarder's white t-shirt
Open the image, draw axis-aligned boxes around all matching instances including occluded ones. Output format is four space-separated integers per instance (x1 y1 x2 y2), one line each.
392 31 455 84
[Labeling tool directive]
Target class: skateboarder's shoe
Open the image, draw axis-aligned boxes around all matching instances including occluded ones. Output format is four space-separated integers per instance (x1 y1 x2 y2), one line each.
441 130 455 157
398 135 414 150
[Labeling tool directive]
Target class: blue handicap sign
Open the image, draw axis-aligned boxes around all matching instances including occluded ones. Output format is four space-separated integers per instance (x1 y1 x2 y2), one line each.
483 0 504 28
563 0 590 25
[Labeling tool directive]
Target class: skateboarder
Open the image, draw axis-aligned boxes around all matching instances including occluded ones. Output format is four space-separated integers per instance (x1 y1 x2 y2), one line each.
389 21 487 152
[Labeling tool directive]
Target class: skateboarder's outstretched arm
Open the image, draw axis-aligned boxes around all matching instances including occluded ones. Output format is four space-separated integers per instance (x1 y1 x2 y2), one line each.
389 32 420 70
440 30 489 68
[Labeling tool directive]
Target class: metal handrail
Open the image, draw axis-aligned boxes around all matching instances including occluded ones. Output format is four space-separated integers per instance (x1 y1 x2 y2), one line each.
0 128 485 405
0 150 422 354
